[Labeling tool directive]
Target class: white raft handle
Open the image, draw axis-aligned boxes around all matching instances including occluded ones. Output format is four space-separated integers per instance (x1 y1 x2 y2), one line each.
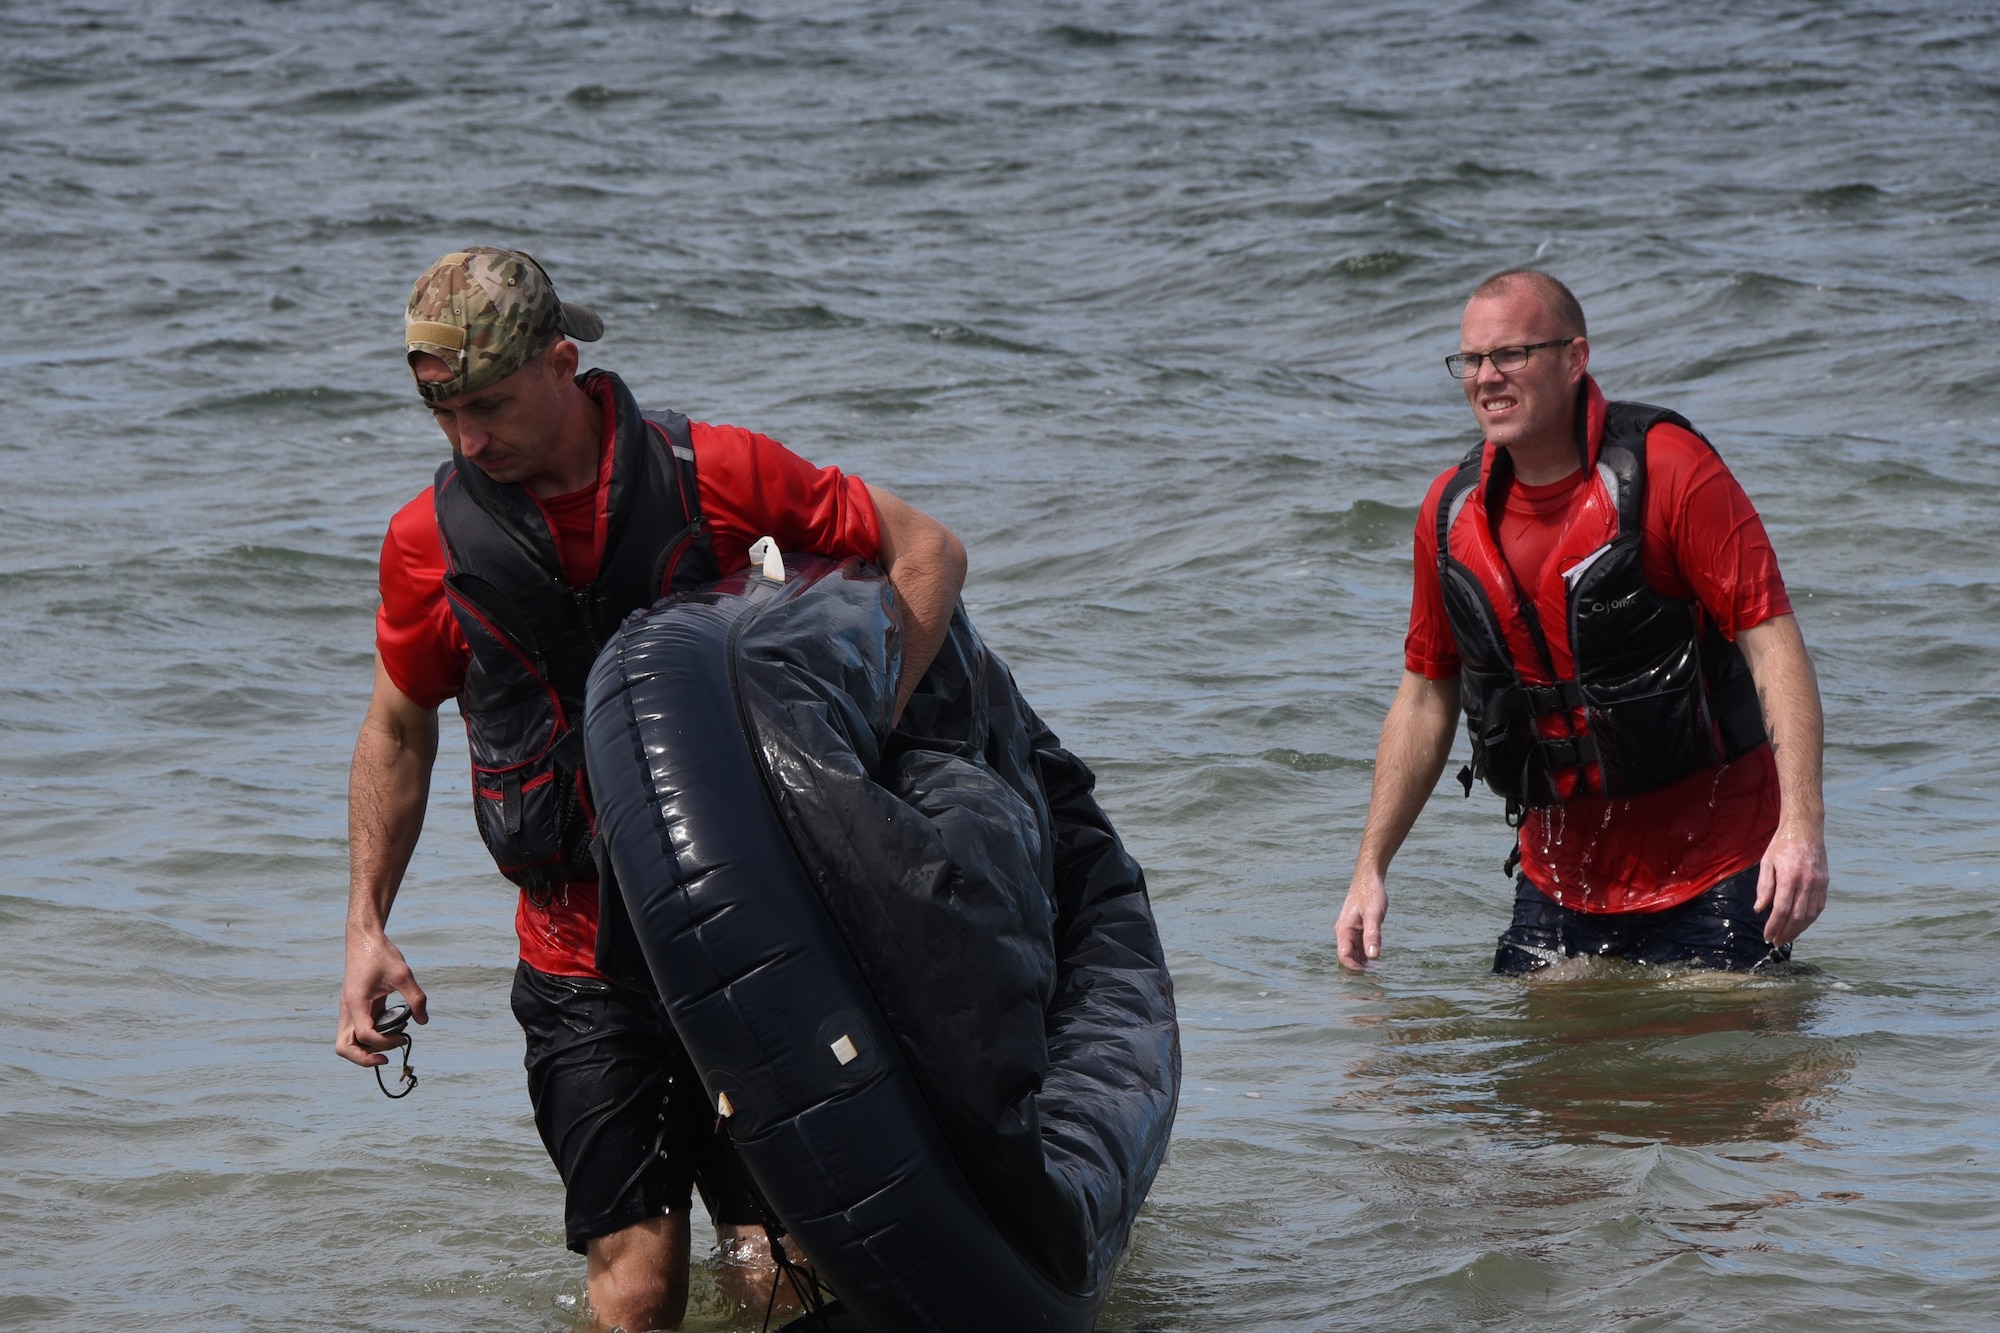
747 536 786 583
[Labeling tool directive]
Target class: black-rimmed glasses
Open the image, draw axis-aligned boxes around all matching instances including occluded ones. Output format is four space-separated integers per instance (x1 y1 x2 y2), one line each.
1445 338 1576 379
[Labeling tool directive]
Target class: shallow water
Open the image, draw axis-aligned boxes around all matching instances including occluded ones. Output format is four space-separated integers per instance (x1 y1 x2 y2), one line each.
2 1 1997 1329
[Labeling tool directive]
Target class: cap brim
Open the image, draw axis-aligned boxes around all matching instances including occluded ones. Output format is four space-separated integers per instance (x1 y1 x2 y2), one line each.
558 301 604 342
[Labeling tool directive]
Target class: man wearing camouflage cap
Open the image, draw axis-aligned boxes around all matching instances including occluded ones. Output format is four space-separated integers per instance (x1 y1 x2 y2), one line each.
335 247 967 1331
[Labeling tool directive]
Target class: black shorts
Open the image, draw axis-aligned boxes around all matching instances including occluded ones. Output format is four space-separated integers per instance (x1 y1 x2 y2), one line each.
510 962 762 1253
1493 863 1791 975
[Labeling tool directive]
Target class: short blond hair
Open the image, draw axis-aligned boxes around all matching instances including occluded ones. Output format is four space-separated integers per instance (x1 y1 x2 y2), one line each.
1470 268 1587 338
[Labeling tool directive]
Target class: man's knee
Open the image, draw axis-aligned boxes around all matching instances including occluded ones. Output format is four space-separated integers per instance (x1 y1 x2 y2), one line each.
586 1214 692 1332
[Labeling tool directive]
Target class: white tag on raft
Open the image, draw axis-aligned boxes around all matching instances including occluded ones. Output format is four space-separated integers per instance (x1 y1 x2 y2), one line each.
747 536 786 582
830 1034 859 1066
717 1091 735 1118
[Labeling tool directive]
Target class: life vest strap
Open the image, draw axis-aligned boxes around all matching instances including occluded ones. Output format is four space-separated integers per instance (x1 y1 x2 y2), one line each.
501 772 522 835
1538 733 1599 771
1488 679 1583 727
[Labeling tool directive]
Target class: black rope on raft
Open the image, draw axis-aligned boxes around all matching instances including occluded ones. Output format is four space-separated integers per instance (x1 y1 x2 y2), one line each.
726 1131 835 1333
373 1033 417 1099
757 1225 836 1333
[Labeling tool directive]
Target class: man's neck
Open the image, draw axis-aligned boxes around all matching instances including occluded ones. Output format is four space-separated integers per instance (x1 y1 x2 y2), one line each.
1505 443 1581 488
524 382 605 499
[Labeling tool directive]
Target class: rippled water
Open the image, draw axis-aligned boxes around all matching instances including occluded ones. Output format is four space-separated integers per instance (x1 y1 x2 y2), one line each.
4 2 1997 1329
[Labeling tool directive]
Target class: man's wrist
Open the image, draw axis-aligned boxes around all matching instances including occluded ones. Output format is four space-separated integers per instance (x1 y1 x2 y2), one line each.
345 912 391 946
1775 811 1825 838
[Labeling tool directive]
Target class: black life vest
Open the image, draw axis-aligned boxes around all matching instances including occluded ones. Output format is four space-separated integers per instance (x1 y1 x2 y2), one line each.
1436 400 1766 819
434 369 719 898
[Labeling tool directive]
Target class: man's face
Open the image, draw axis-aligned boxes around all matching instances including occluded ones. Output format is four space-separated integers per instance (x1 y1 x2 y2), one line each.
1458 287 1588 451
415 343 574 485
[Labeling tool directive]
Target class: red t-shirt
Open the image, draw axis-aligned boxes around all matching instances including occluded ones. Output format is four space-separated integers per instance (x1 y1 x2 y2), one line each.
1405 379 1793 914
376 377 883 974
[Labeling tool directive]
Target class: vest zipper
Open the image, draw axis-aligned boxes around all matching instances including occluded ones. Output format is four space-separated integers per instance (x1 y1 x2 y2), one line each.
655 515 707 596
567 583 604 659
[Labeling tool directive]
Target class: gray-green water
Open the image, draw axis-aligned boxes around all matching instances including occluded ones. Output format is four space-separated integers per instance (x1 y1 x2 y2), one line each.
3 2 1997 1329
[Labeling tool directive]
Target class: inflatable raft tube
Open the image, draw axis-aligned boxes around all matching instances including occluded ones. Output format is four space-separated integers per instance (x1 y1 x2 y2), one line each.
583 554 1178 1333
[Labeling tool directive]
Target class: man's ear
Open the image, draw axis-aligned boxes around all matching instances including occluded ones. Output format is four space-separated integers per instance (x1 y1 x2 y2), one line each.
544 338 581 381
1568 335 1591 385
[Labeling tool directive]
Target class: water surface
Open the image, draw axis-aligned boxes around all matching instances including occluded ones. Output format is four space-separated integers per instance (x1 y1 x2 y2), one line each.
2 2 1997 1329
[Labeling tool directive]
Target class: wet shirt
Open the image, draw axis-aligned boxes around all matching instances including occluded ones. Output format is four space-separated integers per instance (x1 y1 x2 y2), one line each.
1405 382 1793 913
376 378 882 974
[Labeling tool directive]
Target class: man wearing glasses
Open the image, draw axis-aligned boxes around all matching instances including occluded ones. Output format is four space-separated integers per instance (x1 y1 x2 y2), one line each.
1336 268 1828 974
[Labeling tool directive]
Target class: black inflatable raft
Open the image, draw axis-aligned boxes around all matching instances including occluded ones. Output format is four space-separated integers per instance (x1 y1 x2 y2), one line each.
582 554 1179 1333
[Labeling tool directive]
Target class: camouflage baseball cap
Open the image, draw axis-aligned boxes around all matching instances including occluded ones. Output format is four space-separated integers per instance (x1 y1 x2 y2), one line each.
404 247 603 404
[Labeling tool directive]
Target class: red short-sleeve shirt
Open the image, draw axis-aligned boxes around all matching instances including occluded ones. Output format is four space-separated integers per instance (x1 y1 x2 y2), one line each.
1405 379 1793 913
375 379 882 973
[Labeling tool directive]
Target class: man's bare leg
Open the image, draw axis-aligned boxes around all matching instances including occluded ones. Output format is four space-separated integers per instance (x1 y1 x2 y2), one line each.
713 1222 814 1321
585 1214 691 1333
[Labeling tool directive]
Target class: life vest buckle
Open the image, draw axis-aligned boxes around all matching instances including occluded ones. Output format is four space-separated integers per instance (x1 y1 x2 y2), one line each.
1539 733 1600 771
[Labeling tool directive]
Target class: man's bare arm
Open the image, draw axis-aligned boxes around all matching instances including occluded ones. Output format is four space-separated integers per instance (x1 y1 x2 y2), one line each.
1736 613 1828 945
867 484 969 722
1337 670 1461 969
335 658 440 1066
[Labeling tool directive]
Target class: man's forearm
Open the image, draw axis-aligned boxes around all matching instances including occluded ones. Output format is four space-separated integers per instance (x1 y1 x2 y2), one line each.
1739 614 1825 830
867 484 968 720
1767 685 1826 834
886 554 962 718
1353 671 1462 877
346 694 439 933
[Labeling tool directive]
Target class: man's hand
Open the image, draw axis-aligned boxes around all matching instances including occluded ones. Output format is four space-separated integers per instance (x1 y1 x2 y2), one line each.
1755 824 1828 947
1737 614 1829 947
867 484 967 722
336 929 429 1067
1336 871 1388 969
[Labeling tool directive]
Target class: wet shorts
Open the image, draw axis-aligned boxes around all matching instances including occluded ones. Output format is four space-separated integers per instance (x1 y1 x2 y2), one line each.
1492 863 1791 975
511 961 762 1253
